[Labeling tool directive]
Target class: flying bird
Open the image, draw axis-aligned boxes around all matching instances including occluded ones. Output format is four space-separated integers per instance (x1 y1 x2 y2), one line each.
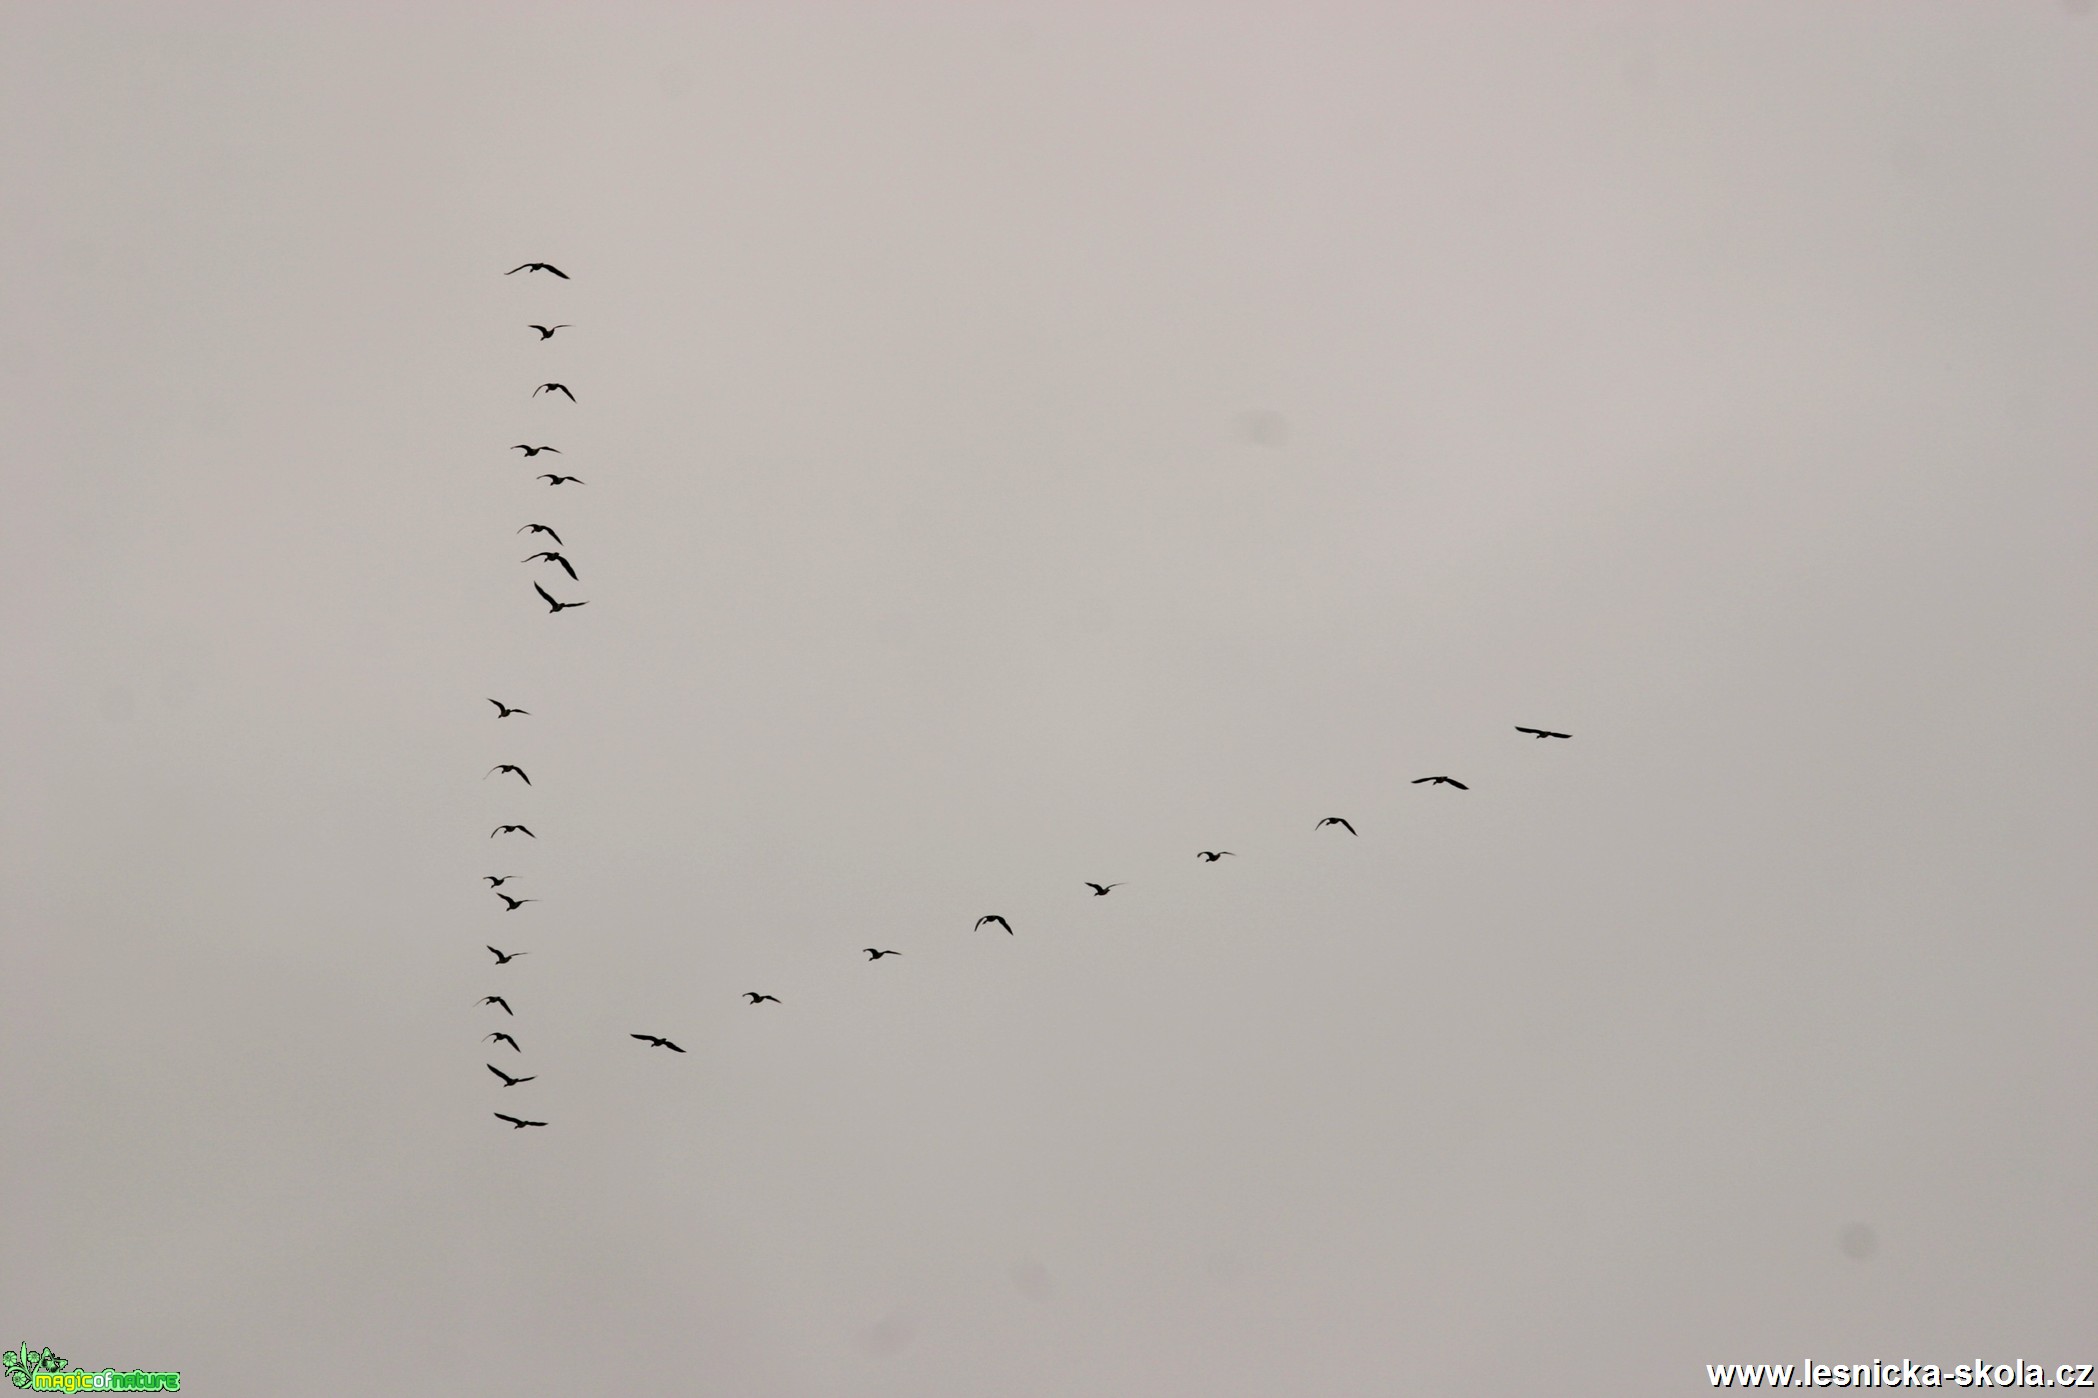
743 993 780 1004
532 383 577 402
487 1063 536 1087
1412 776 1469 789
1515 726 1572 739
1316 817 1357 835
864 948 901 960
491 824 536 838
487 764 532 784
494 1113 547 1129
975 915 1013 935
527 324 572 340
479 996 514 1015
1085 882 1121 896
487 698 530 717
485 1032 521 1052
516 524 564 545
533 582 588 613
631 1034 686 1052
522 551 577 580
506 263 568 278
483 875 516 887
495 893 538 912
511 444 560 457
1196 851 1235 862
537 473 585 485
487 945 527 964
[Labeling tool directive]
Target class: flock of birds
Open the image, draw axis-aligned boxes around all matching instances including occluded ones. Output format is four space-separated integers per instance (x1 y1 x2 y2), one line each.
477 260 1574 1133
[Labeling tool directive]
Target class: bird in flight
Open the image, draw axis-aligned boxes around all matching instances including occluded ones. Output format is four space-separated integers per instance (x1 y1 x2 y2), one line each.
495 893 538 912
486 945 527 964
1412 776 1469 789
485 1031 521 1052
744 992 780 1004
480 995 514 1015
533 383 577 402
1196 851 1235 862
487 1063 537 1087
975 914 1013 935
511 444 560 457
522 551 577 580
533 582 588 613
1316 817 1357 835
864 948 901 960
1085 882 1121 896
484 875 516 887
631 1034 685 1052
537 473 585 486
507 263 568 278
487 698 530 717
494 1113 548 1129
1515 726 1572 739
491 824 536 838
527 324 572 340
517 523 564 545
487 764 531 784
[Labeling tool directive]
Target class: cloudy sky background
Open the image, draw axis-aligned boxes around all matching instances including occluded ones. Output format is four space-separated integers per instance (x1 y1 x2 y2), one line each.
4 3 2094 1393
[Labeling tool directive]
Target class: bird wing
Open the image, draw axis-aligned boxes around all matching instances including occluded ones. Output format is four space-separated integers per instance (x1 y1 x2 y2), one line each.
666 1041 685 1052
545 266 568 278
506 266 529 275
1448 779 1469 789
557 559 576 580
1515 727 1542 735
534 582 558 607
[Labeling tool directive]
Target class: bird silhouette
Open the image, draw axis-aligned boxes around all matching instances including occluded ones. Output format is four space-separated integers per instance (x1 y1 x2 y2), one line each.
484 875 517 887
537 473 585 485
487 1063 536 1087
1316 817 1357 835
744 993 780 1004
485 1031 521 1052
1516 726 1572 739
533 582 588 613
975 915 1013 935
1085 882 1121 896
487 945 527 964
522 551 578 580
495 893 538 912
864 948 901 960
487 764 532 784
1412 776 1469 789
527 324 572 340
480 996 514 1015
487 698 530 717
490 824 536 838
494 1113 547 1128
511 444 560 457
506 263 568 278
631 1034 686 1052
532 383 577 402
1196 851 1235 862
517 523 564 545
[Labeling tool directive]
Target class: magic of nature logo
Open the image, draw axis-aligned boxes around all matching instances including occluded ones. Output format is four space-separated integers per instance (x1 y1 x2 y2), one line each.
4 1344 180 1392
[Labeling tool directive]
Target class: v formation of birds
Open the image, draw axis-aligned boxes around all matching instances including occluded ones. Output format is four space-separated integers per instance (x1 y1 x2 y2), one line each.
480 260 1573 1132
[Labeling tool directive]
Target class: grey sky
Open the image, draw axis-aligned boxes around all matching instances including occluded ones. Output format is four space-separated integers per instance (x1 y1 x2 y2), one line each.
4 4 2094 1393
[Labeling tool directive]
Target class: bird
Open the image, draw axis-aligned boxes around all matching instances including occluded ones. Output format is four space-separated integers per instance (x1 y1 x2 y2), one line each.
864 948 901 960
516 523 564 545
533 582 588 613
1316 817 1357 835
1085 882 1121 896
487 698 530 717
495 893 538 912
511 444 560 457
527 324 572 340
743 993 780 1004
487 1064 536 1087
522 551 578 580
487 945 526 964
506 263 568 278
491 824 536 838
1516 726 1572 739
484 875 516 887
487 764 532 784
494 1113 547 1129
1196 851 1235 862
1412 776 1469 789
631 1034 685 1052
975 915 1013 935
532 383 577 402
480 996 514 1015
537 473 585 485
485 1031 521 1052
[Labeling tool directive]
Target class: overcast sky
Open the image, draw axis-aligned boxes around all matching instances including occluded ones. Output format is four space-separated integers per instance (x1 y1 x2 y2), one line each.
4 3 2095 1394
